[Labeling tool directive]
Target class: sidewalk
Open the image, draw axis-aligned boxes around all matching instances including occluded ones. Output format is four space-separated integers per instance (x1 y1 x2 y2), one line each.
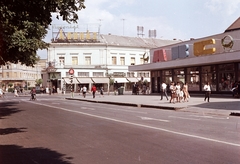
65 92 240 117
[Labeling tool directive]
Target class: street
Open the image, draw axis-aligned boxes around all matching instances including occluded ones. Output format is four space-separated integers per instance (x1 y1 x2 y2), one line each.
0 94 240 164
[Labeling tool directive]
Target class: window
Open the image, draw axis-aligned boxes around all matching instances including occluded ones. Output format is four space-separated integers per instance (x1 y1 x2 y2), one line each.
59 57 65 65
85 57 91 65
120 57 125 65
72 56 78 65
201 66 217 91
131 57 135 65
112 56 116 65
93 72 104 77
78 72 89 77
140 58 144 64
187 67 200 91
218 64 235 91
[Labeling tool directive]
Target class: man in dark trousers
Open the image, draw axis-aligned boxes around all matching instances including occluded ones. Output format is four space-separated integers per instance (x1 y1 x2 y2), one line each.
160 82 169 101
91 84 97 98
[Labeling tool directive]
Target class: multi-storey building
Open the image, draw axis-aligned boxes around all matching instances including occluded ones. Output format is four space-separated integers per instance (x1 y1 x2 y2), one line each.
46 29 180 93
0 60 45 91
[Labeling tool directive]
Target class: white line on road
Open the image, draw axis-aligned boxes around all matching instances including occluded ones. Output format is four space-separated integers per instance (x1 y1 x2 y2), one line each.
169 116 201 121
81 107 95 110
138 116 170 122
190 115 229 120
26 101 240 147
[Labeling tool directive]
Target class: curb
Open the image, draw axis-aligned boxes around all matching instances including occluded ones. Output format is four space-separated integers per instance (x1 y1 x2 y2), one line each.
65 98 182 110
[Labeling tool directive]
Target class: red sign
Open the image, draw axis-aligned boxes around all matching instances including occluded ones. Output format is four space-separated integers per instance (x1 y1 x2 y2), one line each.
69 68 74 75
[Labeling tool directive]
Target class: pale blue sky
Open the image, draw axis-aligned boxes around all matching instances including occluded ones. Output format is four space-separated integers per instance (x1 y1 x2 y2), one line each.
38 0 240 58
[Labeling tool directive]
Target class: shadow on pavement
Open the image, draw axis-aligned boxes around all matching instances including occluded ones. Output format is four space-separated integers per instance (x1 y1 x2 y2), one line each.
0 145 73 164
192 101 240 111
0 127 27 135
0 102 23 119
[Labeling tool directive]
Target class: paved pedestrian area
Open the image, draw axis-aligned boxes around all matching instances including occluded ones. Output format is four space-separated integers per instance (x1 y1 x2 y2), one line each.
65 92 240 117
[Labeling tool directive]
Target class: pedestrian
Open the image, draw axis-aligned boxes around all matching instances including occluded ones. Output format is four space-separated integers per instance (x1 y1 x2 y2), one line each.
169 82 176 103
175 82 181 102
204 82 211 102
82 85 87 98
91 84 97 98
160 81 168 101
14 88 19 97
182 82 190 102
100 86 104 97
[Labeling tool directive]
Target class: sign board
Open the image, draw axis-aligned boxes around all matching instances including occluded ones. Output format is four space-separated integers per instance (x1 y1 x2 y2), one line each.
69 68 74 75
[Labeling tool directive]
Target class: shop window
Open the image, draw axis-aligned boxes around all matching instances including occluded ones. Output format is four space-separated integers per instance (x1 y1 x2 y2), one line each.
173 68 185 84
78 72 89 77
187 67 200 91
201 66 217 91
218 64 235 91
93 72 104 77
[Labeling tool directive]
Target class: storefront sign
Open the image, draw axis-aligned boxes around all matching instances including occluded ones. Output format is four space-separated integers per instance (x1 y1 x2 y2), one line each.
193 39 216 56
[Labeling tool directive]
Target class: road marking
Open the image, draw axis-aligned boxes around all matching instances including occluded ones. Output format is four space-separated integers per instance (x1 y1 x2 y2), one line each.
81 107 95 110
26 101 240 147
138 116 170 122
190 115 229 120
169 116 201 121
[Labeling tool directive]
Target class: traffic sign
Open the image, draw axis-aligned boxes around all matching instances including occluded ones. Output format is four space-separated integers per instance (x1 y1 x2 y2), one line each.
69 68 74 75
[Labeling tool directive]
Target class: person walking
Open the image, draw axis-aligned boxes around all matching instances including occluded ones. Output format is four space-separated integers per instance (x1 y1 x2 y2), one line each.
175 82 181 102
160 82 168 101
82 85 87 98
169 82 176 103
91 85 97 98
204 82 211 102
14 88 19 97
182 82 190 102
100 86 104 97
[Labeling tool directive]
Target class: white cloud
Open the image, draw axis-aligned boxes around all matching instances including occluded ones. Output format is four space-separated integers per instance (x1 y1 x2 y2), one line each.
205 0 240 15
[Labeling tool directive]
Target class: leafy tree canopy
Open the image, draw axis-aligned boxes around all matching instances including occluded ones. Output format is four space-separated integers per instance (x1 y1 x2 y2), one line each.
0 0 85 66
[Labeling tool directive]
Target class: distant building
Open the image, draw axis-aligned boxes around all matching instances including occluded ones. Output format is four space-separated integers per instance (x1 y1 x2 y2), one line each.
129 17 240 94
0 61 44 91
46 30 180 93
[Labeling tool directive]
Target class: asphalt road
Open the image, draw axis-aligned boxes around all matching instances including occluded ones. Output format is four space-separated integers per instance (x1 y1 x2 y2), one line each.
0 95 240 164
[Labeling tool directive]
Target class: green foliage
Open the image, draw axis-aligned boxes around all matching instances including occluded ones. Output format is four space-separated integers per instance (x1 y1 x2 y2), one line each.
109 78 115 86
0 0 85 66
8 83 13 87
35 79 43 86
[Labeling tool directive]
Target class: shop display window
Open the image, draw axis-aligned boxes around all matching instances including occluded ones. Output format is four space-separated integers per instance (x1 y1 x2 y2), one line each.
201 66 217 91
173 68 185 84
187 67 200 91
218 64 235 91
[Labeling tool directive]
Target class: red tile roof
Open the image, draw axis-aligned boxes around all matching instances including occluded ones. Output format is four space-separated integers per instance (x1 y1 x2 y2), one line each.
225 17 240 32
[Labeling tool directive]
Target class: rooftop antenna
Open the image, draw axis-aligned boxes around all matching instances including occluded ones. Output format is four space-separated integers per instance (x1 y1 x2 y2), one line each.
137 26 144 37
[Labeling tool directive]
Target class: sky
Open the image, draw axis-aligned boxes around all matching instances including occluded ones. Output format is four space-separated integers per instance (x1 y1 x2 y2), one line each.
38 0 240 59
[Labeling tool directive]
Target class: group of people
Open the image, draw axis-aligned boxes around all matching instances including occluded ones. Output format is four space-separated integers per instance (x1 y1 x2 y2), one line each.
161 81 213 103
161 81 190 103
78 85 104 98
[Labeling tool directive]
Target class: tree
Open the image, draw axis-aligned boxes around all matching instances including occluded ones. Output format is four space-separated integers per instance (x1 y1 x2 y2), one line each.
35 79 43 86
0 0 85 66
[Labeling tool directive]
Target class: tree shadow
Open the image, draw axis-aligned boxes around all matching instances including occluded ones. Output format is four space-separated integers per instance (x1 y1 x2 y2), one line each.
0 145 73 164
191 101 240 111
0 127 27 135
0 102 23 119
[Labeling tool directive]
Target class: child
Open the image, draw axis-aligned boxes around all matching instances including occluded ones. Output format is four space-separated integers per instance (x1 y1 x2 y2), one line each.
179 89 184 103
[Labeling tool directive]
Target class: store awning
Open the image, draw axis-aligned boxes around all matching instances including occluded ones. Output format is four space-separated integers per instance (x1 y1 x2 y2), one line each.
126 77 139 83
63 78 79 84
91 78 109 84
77 78 93 84
114 78 128 83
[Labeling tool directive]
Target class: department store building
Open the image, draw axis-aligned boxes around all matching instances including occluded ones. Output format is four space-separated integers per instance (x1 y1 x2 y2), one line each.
129 18 240 94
